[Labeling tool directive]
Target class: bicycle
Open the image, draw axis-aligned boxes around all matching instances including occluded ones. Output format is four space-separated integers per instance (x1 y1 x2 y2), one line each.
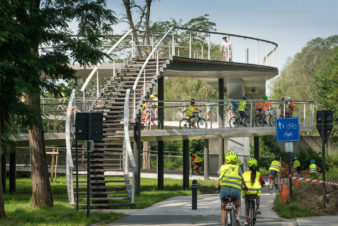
253 110 272 127
179 113 207 129
245 194 258 226
222 196 238 226
141 108 162 130
229 112 248 128
268 173 280 194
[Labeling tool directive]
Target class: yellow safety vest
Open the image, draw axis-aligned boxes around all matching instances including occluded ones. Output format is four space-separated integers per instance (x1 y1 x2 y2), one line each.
186 105 196 116
141 103 147 110
241 171 262 196
309 164 317 173
293 160 300 168
238 101 246 111
269 160 280 172
219 164 242 190
192 154 202 163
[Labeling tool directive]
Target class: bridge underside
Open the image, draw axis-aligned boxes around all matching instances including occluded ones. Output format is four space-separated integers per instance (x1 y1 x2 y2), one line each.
164 56 278 89
10 126 313 146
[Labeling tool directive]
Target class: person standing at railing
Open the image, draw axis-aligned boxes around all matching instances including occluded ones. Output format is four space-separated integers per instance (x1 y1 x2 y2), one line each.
285 96 295 118
220 36 232 62
279 96 286 118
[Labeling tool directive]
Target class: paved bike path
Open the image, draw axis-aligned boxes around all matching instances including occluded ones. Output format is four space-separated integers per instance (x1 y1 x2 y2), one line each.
109 191 296 226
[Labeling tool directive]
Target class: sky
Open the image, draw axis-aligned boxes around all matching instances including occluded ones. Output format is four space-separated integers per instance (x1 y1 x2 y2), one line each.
107 0 338 71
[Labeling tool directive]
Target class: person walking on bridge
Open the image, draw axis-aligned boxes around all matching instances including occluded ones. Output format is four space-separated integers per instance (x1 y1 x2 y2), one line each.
220 36 232 62
215 152 248 226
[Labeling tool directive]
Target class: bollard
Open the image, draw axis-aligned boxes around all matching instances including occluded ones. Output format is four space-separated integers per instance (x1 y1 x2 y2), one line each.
192 179 197 210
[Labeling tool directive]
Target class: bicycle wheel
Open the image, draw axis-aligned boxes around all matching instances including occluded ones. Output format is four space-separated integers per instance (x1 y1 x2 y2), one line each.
229 117 238 128
248 201 255 226
179 118 191 129
197 118 207 128
269 177 276 194
150 119 162 130
254 115 264 127
226 211 232 226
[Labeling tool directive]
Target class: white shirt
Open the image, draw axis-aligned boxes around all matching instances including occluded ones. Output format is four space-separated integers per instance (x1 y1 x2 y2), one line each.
221 41 232 53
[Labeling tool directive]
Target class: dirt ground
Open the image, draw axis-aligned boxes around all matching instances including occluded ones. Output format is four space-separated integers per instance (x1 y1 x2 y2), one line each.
293 181 338 214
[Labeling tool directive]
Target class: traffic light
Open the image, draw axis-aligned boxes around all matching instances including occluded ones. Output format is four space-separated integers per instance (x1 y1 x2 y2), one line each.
316 110 333 143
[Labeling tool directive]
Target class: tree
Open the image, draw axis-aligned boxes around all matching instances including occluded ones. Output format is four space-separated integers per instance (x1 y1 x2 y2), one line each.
312 47 338 142
0 0 116 212
271 35 338 101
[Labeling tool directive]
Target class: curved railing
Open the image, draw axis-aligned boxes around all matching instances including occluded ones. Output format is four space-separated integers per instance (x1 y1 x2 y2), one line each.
65 89 76 205
123 89 136 203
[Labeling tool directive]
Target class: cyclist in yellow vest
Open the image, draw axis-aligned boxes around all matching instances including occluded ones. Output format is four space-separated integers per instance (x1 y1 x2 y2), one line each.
150 94 158 119
185 99 200 127
309 159 318 178
268 155 281 191
241 158 265 225
292 156 301 176
191 152 203 174
239 96 248 126
216 152 248 226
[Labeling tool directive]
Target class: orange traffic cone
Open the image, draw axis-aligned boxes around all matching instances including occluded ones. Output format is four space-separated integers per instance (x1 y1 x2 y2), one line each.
279 184 290 203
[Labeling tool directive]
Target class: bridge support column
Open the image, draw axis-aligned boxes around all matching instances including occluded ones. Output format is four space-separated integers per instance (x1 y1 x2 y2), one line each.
183 139 189 190
218 79 225 168
134 113 141 195
254 136 260 169
158 76 164 189
204 139 209 180
9 148 16 193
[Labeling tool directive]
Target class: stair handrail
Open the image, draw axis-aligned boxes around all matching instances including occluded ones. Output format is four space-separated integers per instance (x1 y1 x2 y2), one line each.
65 89 76 205
123 89 136 203
132 26 175 119
80 29 133 109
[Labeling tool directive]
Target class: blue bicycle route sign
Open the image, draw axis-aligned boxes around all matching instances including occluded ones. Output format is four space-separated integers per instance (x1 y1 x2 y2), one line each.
276 118 300 142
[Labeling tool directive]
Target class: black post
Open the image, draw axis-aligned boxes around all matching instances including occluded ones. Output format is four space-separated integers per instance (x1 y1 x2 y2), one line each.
76 138 79 211
157 141 164 190
321 137 326 207
218 78 225 168
9 150 16 193
134 113 141 195
254 136 259 169
1 154 6 193
203 139 209 180
87 114 92 218
158 76 164 189
192 179 197 210
288 152 293 205
183 140 190 190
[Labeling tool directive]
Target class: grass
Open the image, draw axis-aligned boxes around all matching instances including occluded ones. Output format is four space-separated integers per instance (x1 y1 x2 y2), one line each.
1 176 216 225
273 199 319 219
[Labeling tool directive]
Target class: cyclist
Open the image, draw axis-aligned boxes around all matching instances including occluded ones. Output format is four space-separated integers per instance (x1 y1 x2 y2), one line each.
292 156 301 176
262 95 271 123
239 96 249 126
255 98 263 118
279 96 286 118
150 94 158 118
285 96 295 118
309 159 318 178
185 99 200 127
216 152 248 226
141 96 150 124
226 100 237 123
242 158 265 225
268 155 281 190
191 152 203 174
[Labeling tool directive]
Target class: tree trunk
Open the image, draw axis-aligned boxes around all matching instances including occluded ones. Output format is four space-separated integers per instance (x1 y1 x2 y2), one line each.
144 0 152 55
142 141 152 169
123 0 143 58
0 117 6 218
27 93 53 208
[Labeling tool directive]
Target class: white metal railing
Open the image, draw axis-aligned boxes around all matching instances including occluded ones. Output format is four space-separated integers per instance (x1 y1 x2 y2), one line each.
65 89 76 205
80 29 133 111
123 89 136 204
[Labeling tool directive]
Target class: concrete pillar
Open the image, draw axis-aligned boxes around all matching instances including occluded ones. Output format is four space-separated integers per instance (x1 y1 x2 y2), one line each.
133 113 141 195
158 76 164 189
218 79 225 168
226 79 244 99
183 140 189 190
203 139 209 180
